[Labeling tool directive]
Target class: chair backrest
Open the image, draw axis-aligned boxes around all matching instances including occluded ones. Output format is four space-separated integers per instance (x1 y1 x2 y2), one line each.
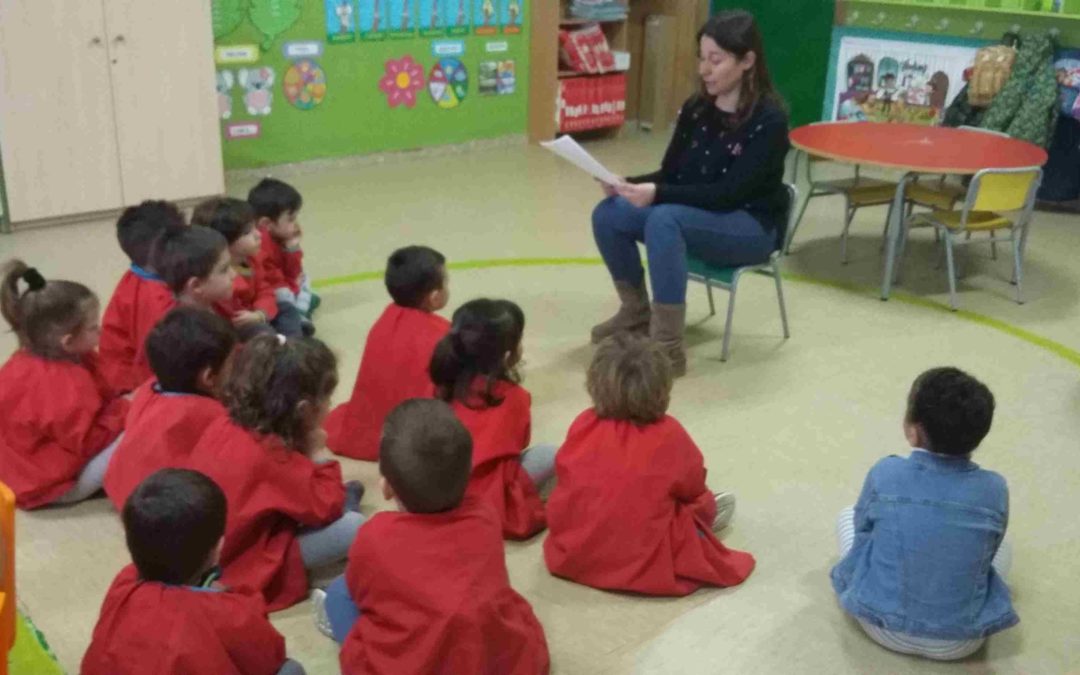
0 481 14 675
774 182 798 252
964 167 1041 217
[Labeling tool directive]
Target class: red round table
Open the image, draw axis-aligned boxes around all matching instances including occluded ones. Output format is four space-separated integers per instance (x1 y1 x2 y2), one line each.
790 122 1048 299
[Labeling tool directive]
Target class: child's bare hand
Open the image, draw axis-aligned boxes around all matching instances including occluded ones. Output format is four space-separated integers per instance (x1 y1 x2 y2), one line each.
232 310 265 327
284 232 303 250
304 426 328 456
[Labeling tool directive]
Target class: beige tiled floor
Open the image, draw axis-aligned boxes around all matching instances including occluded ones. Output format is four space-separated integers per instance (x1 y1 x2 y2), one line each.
2 130 1079 674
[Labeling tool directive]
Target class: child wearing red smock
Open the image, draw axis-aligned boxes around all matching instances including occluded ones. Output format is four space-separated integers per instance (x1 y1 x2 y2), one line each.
104 307 235 510
249 178 317 324
185 335 365 611
98 201 185 393
544 334 754 596
326 245 450 460
318 399 549 675
430 298 556 540
0 261 129 509
83 469 303 675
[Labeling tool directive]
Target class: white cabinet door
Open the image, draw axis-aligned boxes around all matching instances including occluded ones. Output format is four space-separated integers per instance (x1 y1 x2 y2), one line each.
103 0 224 205
0 0 124 222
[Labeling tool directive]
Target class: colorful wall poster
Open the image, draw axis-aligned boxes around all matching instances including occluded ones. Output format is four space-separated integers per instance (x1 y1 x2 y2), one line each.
479 59 514 95
474 0 498 34
445 0 470 36
250 0 303 50
500 0 523 35
326 0 357 43
283 59 328 109
387 0 418 38
419 0 446 37
828 33 978 125
428 57 468 108
358 0 388 40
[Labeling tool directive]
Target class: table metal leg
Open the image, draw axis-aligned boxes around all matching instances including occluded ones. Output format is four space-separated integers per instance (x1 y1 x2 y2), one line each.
880 173 913 301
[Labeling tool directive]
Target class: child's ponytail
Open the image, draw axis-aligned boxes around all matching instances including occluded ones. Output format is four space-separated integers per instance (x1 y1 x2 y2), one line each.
223 334 338 450
1 259 96 360
429 298 524 408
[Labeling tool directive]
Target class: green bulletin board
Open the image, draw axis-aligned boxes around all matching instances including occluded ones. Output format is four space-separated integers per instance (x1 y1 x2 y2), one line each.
212 0 529 169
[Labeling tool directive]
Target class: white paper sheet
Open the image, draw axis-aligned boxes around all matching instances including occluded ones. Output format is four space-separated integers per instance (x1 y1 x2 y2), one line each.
541 135 623 185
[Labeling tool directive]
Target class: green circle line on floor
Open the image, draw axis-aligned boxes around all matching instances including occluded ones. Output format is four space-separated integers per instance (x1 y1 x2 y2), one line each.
312 256 1080 369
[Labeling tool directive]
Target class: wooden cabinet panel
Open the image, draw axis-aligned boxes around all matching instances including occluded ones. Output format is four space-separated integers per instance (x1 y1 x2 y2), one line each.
0 0 124 222
103 0 223 205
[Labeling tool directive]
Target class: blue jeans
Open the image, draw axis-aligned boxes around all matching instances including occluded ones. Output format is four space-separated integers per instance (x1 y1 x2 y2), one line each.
325 574 359 643
591 197 775 304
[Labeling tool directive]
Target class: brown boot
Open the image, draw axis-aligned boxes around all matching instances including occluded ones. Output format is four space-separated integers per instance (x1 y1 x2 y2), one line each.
650 302 687 377
590 280 651 344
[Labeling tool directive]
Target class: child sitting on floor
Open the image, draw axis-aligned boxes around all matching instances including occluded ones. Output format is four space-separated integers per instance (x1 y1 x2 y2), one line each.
185 335 364 611
83 469 306 675
429 298 555 540
0 260 129 509
831 367 1017 661
192 197 306 338
152 225 236 312
318 399 549 675
325 245 450 460
544 334 754 596
104 307 236 510
248 178 318 330
98 200 185 393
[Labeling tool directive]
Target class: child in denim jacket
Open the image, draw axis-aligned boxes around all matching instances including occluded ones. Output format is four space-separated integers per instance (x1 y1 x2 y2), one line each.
831 367 1017 660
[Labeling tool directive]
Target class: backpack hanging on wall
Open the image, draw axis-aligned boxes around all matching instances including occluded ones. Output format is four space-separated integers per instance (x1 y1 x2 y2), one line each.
968 43 1018 107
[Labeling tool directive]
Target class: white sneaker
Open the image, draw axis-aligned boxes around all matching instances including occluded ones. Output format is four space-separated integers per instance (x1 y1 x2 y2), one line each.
712 492 736 532
311 588 334 639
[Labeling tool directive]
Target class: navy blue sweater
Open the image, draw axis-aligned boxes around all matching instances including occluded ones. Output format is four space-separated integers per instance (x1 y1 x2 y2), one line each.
629 96 791 234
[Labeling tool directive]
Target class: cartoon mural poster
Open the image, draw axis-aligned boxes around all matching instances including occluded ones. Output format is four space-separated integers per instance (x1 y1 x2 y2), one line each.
358 0 389 40
445 0 470 36
326 0 357 43
388 0 418 38
500 0 523 34
478 61 498 95
420 0 446 37
473 0 498 35
497 59 515 93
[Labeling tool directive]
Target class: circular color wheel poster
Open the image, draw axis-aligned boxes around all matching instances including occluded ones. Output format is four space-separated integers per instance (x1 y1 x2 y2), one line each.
283 59 328 110
428 57 468 109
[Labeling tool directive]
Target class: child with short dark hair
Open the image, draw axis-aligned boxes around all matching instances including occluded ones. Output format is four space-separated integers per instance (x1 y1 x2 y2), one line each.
152 225 236 310
99 200 185 392
319 399 550 674
248 178 319 323
83 469 306 675
192 197 307 338
831 367 1016 661
429 298 555 540
184 335 364 611
104 307 237 510
544 333 754 596
0 260 129 509
325 245 450 460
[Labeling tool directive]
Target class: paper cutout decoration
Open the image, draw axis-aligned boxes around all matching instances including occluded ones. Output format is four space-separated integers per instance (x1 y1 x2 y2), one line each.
388 0 418 38
217 70 236 119
479 60 514 96
359 0 388 40
212 0 248 39
474 0 497 35
249 0 302 51
501 0 522 34
420 0 446 37
238 66 275 115
447 0 470 36
379 55 425 108
283 59 327 110
428 57 467 109
326 0 357 43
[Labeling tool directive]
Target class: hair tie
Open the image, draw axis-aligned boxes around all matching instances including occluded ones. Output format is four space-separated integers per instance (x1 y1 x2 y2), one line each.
21 268 46 291
276 333 287 346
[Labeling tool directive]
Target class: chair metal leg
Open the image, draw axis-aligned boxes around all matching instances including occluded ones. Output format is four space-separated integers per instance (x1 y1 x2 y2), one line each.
943 233 959 311
721 277 740 362
989 229 998 260
1011 232 1024 304
893 220 909 285
840 202 856 264
785 191 813 254
772 263 790 339
705 280 716 317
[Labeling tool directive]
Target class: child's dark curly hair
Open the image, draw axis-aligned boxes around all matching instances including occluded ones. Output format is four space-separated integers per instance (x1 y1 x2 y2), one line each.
429 298 523 409
906 367 995 457
223 334 338 450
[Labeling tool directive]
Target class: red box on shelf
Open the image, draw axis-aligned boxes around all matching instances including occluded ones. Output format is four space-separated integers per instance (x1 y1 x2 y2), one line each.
558 73 626 133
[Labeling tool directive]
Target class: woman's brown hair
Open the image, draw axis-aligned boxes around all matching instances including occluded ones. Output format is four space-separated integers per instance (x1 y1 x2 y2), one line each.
1 259 97 360
697 10 783 126
587 333 673 425
223 334 338 450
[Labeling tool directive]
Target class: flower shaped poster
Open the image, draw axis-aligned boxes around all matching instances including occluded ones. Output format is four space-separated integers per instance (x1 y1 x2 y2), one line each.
379 55 425 108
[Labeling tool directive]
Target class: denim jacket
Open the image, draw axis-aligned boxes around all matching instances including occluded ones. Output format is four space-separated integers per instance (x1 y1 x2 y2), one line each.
830 450 1018 640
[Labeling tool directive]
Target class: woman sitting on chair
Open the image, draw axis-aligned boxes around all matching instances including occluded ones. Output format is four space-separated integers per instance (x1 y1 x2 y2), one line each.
590 10 790 376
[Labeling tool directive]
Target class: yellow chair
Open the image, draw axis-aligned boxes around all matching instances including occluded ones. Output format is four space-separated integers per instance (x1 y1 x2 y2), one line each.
896 166 1042 310
0 481 14 675
786 151 898 263
903 128 1011 218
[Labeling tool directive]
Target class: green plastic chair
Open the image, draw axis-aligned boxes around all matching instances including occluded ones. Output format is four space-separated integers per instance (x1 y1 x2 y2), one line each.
687 183 796 362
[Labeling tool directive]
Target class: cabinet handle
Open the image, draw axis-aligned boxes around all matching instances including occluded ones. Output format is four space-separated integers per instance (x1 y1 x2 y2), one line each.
90 36 103 46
